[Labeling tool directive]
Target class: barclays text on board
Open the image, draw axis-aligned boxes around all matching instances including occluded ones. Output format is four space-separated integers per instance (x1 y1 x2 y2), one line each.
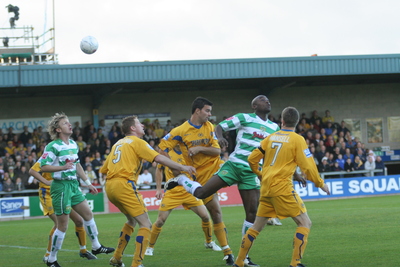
0 116 81 133
294 175 400 199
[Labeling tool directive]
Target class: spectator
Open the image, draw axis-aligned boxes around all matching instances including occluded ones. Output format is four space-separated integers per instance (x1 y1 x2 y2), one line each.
84 165 97 183
300 112 311 124
320 128 327 142
319 157 331 172
366 149 376 162
354 156 364 171
324 121 335 136
164 119 174 133
313 118 323 133
332 146 341 161
313 132 322 147
7 127 15 142
96 128 106 145
14 177 25 192
17 165 30 188
91 151 103 177
109 130 121 146
72 121 83 135
310 110 321 125
327 153 335 169
337 120 350 136
344 158 355 177
335 154 345 170
325 137 336 154
91 138 105 155
4 141 16 155
354 148 366 163
315 145 327 163
75 135 87 152
374 156 385 176
364 156 376 176
81 156 93 171
36 126 48 144
339 141 347 156
36 144 46 159
25 138 36 152
331 162 343 178
7 166 16 182
142 129 153 143
297 118 310 135
343 148 354 163
0 135 6 157
322 110 335 126
98 119 111 137
87 132 98 147
2 177 15 197
138 169 153 190
18 126 32 146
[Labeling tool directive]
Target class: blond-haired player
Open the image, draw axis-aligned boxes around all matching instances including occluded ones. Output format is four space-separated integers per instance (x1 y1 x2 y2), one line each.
145 145 221 256
233 107 330 267
29 162 97 262
40 112 114 267
100 115 196 267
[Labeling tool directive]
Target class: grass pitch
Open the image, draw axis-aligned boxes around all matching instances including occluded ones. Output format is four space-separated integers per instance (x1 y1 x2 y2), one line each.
0 195 398 267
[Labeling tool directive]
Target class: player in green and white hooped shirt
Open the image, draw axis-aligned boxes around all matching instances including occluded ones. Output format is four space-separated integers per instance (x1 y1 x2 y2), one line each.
40 113 114 267
166 96 306 267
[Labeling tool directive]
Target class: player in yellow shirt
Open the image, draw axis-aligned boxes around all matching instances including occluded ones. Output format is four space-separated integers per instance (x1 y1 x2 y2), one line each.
233 106 330 267
145 145 221 256
159 97 234 265
100 115 196 267
29 161 97 263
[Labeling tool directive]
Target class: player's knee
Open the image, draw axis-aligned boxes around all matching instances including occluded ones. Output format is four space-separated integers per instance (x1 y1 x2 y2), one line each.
72 218 84 227
155 218 165 227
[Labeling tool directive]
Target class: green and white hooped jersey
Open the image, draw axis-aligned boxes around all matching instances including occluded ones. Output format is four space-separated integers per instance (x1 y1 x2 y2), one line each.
219 113 280 167
40 139 80 180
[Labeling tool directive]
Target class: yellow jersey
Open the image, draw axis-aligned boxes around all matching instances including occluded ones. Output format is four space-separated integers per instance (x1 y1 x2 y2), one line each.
159 120 223 185
100 135 159 183
249 129 324 197
31 161 52 189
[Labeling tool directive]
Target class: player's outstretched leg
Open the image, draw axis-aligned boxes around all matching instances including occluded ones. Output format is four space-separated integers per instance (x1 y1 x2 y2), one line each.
164 174 202 194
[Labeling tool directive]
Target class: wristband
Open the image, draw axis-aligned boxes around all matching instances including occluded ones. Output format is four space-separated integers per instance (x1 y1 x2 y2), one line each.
84 179 92 186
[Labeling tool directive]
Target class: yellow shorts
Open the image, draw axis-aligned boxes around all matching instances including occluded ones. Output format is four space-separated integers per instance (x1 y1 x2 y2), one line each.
257 191 307 219
106 178 147 217
39 187 54 216
160 190 204 211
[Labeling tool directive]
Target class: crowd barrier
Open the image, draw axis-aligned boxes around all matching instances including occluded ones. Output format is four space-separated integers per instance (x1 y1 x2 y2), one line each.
1 175 399 220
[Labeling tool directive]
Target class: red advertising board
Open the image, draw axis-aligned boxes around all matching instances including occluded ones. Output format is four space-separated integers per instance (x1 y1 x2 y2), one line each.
108 185 243 213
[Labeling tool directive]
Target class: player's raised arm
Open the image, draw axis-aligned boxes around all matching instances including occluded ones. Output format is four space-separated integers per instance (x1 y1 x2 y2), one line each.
154 154 196 176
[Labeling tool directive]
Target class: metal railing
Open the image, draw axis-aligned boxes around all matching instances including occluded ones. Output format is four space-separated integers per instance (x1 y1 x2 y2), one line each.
320 168 386 179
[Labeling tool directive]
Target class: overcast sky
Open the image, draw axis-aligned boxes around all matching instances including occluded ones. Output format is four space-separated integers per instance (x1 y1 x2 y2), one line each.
2 0 400 65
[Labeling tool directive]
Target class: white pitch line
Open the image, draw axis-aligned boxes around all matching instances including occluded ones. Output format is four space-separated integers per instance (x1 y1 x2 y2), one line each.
0 245 133 257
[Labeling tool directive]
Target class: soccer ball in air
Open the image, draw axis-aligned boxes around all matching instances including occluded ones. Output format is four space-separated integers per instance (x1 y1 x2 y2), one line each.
80 36 98 54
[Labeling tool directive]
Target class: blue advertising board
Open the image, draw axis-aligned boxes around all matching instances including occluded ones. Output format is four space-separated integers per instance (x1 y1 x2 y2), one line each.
294 175 400 199
0 197 30 218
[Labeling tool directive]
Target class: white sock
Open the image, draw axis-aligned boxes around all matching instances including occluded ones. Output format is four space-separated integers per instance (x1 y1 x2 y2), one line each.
84 218 101 249
48 228 65 263
242 220 254 236
178 174 202 195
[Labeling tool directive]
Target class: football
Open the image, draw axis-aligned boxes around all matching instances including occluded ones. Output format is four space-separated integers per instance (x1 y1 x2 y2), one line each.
80 36 98 54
